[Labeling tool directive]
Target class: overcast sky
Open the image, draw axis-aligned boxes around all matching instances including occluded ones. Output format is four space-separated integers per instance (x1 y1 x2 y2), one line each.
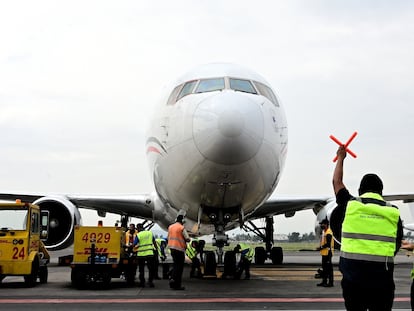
1 1 413 235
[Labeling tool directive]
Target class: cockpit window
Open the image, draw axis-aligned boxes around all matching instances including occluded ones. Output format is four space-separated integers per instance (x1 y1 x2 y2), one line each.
195 78 225 93
168 77 279 106
253 81 279 106
229 78 257 94
177 80 198 100
167 84 182 105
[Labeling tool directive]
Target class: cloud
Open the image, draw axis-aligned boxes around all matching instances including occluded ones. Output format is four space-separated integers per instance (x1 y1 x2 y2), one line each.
0 1 413 232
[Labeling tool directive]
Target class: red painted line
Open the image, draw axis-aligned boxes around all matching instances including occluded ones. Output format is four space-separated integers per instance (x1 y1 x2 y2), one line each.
146 146 161 155
0 297 410 304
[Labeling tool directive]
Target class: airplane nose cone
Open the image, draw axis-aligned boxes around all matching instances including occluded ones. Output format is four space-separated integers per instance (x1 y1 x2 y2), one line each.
218 109 245 138
193 92 264 165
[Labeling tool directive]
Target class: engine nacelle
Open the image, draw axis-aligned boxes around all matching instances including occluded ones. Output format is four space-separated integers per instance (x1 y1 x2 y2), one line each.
314 198 337 238
33 196 82 250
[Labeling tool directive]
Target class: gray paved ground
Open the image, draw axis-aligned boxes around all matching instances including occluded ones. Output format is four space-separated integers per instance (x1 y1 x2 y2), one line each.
0 250 412 310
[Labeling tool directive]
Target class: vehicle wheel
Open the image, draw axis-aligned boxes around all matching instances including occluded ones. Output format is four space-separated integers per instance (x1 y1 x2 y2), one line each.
223 251 236 277
24 257 39 287
254 246 266 265
39 266 48 284
71 268 87 289
204 251 217 276
101 272 111 288
270 247 283 265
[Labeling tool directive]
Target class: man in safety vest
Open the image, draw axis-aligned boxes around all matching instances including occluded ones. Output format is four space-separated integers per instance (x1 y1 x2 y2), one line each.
316 218 334 287
125 223 137 255
134 223 156 288
331 145 403 311
186 238 203 278
233 243 254 280
154 238 167 279
167 215 190 290
400 240 414 310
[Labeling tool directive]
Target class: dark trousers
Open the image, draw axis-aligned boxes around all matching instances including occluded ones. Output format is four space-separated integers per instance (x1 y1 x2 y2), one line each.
154 255 160 278
190 257 202 277
341 278 394 311
234 257 250 279
411 281 414 311
321 253 333 285
170 249 185 288
138 255 155 284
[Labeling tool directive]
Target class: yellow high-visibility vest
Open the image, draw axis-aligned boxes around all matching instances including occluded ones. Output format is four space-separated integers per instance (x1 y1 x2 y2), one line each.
239 243 255 262
320 227 334 256
136 231 154 257
341 192 400 262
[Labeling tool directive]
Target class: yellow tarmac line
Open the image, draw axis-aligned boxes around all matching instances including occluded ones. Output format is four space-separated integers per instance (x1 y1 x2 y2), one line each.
251 267 342 281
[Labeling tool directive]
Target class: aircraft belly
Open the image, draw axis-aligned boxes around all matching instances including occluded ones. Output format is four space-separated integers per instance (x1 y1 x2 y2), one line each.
155 143 281 224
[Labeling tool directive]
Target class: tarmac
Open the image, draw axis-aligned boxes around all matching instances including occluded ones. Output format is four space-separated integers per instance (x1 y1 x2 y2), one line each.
0 250 413 310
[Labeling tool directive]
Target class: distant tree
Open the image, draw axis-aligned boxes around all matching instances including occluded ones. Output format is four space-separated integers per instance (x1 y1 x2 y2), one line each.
308 232 316 241
301 232 316 242
288 232 300 242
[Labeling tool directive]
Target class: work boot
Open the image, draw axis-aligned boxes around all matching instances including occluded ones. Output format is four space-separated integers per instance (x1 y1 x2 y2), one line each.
147 282 155 288
138 282 145 288
316 282 327 287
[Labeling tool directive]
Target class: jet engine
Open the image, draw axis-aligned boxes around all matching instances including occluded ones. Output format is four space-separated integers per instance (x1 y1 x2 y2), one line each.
314 198 340 248
33 196 82 250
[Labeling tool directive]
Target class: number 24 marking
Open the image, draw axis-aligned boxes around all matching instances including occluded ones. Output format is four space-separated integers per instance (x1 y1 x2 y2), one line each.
12 247 25 260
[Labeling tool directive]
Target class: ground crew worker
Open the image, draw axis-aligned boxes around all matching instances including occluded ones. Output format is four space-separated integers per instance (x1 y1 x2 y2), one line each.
233 243 254 280
330 145 403 311
316 218 334 287
400 240 414 310
125 223 137 255
134 223 156 288
154 238 167 279
167 215 190 290
186 238 203 278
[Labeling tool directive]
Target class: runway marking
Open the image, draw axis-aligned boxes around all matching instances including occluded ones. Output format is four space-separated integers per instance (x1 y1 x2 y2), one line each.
0 297 410 303
252 268 342 281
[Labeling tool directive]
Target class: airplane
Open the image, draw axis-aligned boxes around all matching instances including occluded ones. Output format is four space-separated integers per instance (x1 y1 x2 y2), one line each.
402 202 414 231
1 63 414 272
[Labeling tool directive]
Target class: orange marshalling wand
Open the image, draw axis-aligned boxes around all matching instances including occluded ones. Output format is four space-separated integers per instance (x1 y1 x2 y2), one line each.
329 131 358 162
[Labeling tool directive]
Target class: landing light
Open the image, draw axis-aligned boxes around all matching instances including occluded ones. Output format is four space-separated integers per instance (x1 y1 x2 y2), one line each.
209 213 217 221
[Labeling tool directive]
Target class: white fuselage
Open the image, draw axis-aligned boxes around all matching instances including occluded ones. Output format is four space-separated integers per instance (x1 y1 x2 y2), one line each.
146 63 288 235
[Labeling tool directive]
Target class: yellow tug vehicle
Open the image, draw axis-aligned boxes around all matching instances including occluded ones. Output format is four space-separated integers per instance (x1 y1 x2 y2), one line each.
0 201 50 287
71 225 138 289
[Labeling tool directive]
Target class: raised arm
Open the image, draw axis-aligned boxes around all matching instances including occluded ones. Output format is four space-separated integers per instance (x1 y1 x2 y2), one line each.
333 145 347 195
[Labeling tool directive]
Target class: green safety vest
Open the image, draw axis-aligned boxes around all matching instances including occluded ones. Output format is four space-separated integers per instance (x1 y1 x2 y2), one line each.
136 231 154 257
239 243 255 262
186 239 198 259
341 192 400 263
156 238 166 258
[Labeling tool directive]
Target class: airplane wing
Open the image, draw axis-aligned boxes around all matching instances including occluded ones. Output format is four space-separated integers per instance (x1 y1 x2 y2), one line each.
383 194 414 203
0 193 154 219
248 196 332 220
248 193 414 221
65 194 153 218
